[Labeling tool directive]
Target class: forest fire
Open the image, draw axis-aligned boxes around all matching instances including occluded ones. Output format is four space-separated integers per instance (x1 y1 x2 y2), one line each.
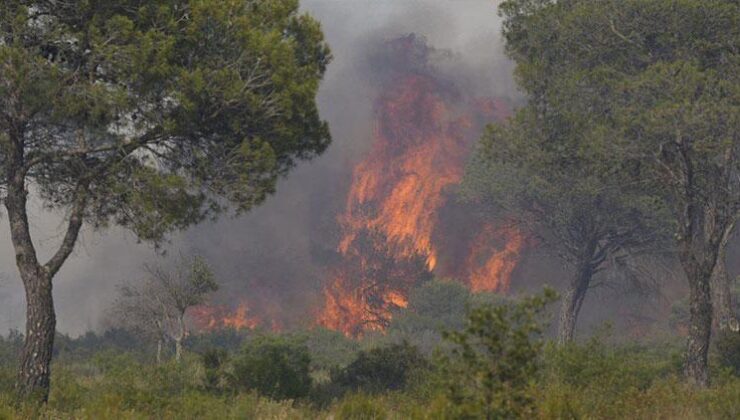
188 301 261 332
317 35 524 337
465 224 524 293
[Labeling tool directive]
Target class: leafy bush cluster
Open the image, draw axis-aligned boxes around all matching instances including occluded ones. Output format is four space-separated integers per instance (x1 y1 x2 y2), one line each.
331 341 429 394
439 288 557 419
231 336 312 401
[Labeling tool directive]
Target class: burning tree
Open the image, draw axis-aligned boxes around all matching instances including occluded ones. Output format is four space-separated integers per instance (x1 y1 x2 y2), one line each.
111 255 218 363
317 35 522 336
0 0 330 400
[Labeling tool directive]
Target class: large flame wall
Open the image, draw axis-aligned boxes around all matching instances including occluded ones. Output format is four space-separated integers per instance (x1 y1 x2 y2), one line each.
316 35 523 337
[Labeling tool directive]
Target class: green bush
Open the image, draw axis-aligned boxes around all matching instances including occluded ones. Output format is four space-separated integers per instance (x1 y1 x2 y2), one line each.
387 280 471 355
333 393 388 419
543 336 681 393
302 327 359 371
185 328 249 355
201 348 230 392
232 335 312 401
0 330 22 368
331 342 428 394
440 288 557 419
714 330 740 376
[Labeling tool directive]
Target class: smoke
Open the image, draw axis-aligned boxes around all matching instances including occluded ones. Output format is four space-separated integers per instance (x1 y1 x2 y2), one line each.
0 0 515 336
0 1 718 338
181 0 520 332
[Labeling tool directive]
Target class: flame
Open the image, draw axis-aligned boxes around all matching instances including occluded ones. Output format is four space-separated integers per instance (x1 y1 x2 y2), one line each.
316 36 524 337
189 301 261 332
337 74 468 271
317 274 410 337
466 224 525 293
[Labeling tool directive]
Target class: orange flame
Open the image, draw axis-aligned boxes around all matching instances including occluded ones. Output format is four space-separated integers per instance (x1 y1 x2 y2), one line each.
337 75 468 271
317 36 524 337
189 301 260 332
466 224 525 293
317 274 410 337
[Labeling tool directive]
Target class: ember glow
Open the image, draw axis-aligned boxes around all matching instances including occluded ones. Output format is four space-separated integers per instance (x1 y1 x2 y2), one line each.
465 224 525 293
317 35 524 337
188 301 261 331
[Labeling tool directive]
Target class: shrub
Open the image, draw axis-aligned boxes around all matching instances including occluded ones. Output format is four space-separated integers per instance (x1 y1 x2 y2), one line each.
387 280 471 355
333 393 388 419
331 342 428 394
201 348 230 392
303 327 359 371
185 328 249 355
0 329 22 368
232 335 312 400
714 330 740 376
543 335 681 393
440 288 557 419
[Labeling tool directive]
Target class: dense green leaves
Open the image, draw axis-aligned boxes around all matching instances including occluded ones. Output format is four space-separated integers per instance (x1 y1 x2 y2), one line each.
331 342 428 394
0 0 331 239
232 335 312 401
441 288 557 419
487 0 739 383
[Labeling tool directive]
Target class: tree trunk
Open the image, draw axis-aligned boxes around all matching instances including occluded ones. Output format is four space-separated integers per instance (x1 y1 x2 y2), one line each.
4 172 55 402
3 124 86 403
682 257 714 387
4 160 85 401
558 238 597 346
17 268 56 401
175 338 183 362
175 315 185 362
557 260 593 345
156 339 163 364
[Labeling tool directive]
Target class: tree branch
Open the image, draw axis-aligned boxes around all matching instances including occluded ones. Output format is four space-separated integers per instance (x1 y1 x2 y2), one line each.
43 182 88 277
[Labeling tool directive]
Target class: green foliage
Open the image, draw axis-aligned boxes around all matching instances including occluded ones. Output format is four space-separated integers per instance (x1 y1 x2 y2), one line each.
184 328 249 355
302 327 359 372
201 348 229 393
387 280 471 354
0 331 739 418
54 329 148 363
184 255 219 302
713 330 740 376
486 0 739 384
331 342 429 394
544 335 682 393
232 335 312 401
0 330 22 368
0 0 332 240
333 393 388 420
440 288 557 419
1 0 332 398
535 338 740 419
0 354 318 419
